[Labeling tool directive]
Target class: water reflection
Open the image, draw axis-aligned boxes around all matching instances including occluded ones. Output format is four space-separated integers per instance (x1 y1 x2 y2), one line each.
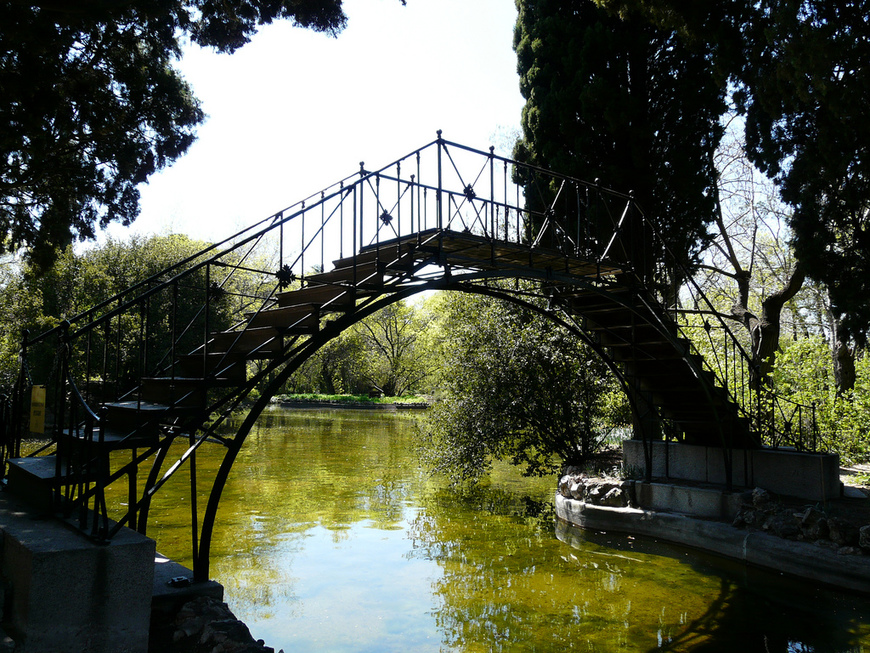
142 408 870 652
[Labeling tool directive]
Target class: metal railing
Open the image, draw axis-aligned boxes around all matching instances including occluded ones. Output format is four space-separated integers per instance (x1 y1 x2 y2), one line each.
1 132 822 571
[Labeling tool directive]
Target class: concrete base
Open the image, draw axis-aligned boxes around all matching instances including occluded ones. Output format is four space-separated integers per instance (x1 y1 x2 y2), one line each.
631 480 746 520
624 439 841 502
555 493 870 594
0 491 155 653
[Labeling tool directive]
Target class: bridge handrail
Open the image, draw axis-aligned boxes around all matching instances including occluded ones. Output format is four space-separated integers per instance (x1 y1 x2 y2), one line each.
633 203 819 451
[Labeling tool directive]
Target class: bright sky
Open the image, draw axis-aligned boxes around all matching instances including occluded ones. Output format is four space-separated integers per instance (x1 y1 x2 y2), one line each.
111 0 524 244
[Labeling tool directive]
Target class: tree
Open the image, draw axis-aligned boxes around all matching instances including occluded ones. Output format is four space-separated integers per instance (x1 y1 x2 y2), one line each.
355 300 431 397
594 0 870 343
738 1 870 345
420 290 628 484
0 233 261 391
512 0 725 269
0 0 351 267
692 117 808 383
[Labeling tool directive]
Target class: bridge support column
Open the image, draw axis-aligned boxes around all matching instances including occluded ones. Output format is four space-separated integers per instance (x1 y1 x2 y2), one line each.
0 492 155 652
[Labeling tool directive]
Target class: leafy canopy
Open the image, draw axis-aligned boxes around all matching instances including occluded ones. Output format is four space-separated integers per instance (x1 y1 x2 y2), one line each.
420 290 628 485
594 0 870 341
0 0 349 268
513 0 725 267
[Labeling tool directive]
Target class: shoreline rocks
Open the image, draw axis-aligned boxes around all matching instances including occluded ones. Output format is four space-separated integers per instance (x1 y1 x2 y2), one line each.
151 596 280 653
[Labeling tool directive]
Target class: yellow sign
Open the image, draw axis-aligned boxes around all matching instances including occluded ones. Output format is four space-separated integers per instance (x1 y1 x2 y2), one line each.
30 385 45 434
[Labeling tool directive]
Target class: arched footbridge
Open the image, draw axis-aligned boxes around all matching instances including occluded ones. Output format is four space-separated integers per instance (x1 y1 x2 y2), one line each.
1 134 819 581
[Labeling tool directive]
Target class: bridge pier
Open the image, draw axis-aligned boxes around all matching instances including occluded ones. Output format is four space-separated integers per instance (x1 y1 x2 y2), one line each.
0 490 154 652
623 439 841 502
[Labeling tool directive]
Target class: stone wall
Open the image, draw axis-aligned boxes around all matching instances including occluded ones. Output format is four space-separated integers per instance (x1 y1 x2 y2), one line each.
623 439 841 502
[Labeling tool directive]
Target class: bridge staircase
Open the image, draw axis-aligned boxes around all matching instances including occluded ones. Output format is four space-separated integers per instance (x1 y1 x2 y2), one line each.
0 135 817 581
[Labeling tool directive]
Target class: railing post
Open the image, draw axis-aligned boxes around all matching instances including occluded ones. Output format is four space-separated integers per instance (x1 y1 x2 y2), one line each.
396 161 401 237
12 329 29 460
359 162 365 250
55 320 70 514
489 146 495 240
437 130 444 231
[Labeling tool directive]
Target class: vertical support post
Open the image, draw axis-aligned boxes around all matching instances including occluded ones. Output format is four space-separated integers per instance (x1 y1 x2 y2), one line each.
416 151 422 233
359 162 365 251
396 160 401 237
189 430 199 570
128 448 138 531
171 281 178 382
339 184 344 260
436 130 444 232
204 264 211 364
84 312 93 406
278 211 284 272
410 174 416 240
503 160 509 242
375 173 381 250
55 321 70 513
321 192 326 272
489 146 495 240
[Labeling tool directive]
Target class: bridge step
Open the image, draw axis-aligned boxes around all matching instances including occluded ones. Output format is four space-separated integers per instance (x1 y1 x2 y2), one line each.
305 260 384 288
336 242 426 271
60 423 163 450
176 353 247 382
246 304 320 330
195 327 284 358
139 377 209 407
103 400 191 432
277 284 356 311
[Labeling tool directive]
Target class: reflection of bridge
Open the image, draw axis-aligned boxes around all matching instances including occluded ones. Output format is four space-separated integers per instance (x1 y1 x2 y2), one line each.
2 133 818 582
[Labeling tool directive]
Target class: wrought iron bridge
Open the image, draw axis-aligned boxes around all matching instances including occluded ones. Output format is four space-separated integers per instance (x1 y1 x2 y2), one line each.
0 133 820 582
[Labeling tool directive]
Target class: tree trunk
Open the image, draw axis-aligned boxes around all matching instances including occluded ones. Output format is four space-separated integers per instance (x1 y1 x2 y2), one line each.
833 319 857 394
731 262 806 382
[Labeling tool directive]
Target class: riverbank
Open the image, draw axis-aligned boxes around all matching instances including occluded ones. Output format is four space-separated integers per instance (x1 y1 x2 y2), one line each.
555 474 870 595
269 394 430 410
272 399 429 410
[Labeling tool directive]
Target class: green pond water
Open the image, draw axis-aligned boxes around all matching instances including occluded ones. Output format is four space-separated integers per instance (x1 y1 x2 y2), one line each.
144 407 870 652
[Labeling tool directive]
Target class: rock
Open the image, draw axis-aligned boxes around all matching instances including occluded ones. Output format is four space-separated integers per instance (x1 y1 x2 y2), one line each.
569 479 585 500
761 510 800 539
558 475 572 497
838 546 863 556
586 485 603 503
0 628 14 653
601 487 626 508
829 517 860 547
167 596 276 653
859 525 870 550
799 507 829 540
752 487 772 509
199 618 256 651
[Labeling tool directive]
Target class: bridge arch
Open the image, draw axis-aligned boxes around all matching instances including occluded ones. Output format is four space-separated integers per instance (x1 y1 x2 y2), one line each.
6 135 809 583
191 274 648 579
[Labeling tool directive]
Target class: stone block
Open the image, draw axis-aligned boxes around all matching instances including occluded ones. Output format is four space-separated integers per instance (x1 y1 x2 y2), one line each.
0 493 155 653
623 440 840 502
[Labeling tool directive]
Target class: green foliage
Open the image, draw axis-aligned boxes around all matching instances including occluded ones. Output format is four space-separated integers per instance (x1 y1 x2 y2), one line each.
419 290 629 485
354 301 433 397
594 0 870 341
0 0 348 267
773 337 870 464
272 393 428 405
286 299 433 397
0 233 255 393
513 0 724 267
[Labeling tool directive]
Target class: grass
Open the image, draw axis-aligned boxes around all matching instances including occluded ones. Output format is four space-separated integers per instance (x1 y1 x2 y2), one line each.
272 393 430 405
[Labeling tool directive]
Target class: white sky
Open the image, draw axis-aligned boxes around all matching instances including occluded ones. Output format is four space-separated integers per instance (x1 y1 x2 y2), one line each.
110 0 524 244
